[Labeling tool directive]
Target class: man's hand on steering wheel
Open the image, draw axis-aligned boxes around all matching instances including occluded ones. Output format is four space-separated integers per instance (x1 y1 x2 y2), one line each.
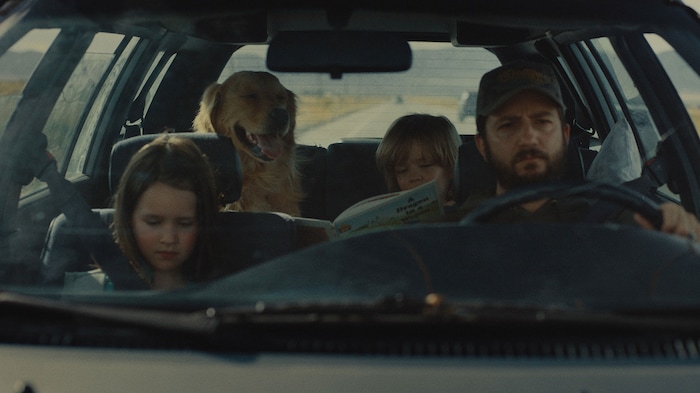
459 181 664 229
458 180 700 243
635 202 700 241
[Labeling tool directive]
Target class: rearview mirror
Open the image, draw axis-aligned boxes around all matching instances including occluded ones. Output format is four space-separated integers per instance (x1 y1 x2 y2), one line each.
266 31 412 79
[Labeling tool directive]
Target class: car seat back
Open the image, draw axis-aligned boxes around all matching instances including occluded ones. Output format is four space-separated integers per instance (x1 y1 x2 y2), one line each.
297 144 328 219
109 132 243 204
213 211 296 275
325 140 387 221
39 208 114 285
454 136 495 204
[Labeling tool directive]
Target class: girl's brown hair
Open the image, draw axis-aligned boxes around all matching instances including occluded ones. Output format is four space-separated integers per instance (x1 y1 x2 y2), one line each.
111 134 220 286
376 114 462 199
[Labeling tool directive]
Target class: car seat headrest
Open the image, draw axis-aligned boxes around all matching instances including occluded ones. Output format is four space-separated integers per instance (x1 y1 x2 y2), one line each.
109 132 242 204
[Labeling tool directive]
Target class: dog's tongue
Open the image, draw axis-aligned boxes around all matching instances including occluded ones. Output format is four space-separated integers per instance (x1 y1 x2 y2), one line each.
255 134 283 160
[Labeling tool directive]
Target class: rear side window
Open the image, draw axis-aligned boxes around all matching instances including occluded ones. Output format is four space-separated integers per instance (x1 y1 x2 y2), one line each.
593 38 662 160
20 32 130 197
67 35 145 177
564 35 690 201
45 33 125 176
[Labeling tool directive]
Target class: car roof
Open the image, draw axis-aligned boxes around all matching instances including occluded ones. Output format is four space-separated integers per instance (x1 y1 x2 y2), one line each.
16 0 699 45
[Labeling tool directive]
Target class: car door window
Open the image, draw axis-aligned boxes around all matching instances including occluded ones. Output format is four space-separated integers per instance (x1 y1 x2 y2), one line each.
0 29 59 139
646 33 700 134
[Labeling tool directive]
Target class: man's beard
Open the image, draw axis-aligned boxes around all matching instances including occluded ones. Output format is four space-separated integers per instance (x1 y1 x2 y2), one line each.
484 140 568 191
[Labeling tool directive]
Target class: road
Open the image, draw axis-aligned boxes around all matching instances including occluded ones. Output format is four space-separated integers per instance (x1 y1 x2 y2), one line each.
296 98 477 147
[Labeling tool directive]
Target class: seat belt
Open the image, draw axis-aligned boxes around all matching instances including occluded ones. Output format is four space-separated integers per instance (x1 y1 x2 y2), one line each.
121 52 175 139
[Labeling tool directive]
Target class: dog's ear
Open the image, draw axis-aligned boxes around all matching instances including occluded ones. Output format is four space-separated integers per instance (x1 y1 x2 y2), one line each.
192 82 223 134
286 88 298 133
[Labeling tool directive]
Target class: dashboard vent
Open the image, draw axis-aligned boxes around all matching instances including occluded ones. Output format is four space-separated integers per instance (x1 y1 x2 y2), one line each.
277 335 700 360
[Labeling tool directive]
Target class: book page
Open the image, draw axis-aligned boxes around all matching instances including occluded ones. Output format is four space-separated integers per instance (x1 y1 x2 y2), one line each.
333 180 443 237
333 191 404 222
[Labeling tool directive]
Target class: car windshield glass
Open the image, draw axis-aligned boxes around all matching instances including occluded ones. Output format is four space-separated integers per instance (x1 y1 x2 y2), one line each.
1 0 700 319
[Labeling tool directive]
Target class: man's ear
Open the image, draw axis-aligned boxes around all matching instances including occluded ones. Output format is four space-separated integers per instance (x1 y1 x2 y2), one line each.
475 134 489 162
563 123 571 145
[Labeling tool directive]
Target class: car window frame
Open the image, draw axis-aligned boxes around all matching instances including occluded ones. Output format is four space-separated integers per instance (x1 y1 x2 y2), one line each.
558 29 700 213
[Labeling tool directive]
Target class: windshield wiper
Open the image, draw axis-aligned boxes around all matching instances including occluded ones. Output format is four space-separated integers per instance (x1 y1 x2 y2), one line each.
205 293 700 335
6 291 700 338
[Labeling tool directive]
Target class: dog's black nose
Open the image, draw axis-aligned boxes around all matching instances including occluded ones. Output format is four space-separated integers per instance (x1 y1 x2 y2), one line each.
268 107 290 134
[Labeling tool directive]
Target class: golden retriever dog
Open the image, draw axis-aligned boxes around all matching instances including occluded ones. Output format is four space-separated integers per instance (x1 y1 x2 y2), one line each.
192 71 303 216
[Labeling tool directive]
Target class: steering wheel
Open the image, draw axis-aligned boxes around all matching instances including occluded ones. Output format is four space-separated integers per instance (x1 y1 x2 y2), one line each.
458 181 663 229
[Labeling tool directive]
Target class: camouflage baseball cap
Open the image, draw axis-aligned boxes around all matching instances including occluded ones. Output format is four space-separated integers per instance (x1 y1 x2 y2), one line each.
476 60 566 118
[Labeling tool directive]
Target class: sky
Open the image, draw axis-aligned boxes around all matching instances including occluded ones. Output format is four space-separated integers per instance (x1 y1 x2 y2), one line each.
686 0 700 11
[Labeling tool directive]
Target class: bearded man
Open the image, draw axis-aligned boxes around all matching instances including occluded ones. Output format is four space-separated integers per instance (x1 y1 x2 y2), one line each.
465 60 700 238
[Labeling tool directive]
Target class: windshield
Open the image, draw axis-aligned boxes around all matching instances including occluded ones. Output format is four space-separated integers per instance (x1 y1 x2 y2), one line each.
1 0 700 318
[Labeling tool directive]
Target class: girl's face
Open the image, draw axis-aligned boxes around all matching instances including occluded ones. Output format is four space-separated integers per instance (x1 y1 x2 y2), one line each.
131 181 199 276
394 142 451 202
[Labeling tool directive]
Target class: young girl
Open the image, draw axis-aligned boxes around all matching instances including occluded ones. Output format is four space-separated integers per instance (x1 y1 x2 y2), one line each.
32 134 220 291
110 135 220 290
375 114 462 206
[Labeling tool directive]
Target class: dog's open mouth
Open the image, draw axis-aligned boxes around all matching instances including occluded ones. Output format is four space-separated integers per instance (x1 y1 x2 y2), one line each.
235 124 284 161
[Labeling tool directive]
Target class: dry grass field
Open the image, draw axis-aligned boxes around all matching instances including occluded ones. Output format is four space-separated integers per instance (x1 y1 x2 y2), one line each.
295 94 460 131
688 108 700 133
296 95 387 130
0 80 25 95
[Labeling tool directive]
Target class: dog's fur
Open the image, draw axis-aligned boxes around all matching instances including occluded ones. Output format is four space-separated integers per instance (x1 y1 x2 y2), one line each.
192 71 303 216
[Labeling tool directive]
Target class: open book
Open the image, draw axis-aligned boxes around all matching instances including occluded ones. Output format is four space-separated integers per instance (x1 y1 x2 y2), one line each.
296 179 443 245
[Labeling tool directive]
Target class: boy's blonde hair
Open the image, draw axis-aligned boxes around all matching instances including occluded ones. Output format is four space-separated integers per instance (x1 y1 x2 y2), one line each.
376 114 461 198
